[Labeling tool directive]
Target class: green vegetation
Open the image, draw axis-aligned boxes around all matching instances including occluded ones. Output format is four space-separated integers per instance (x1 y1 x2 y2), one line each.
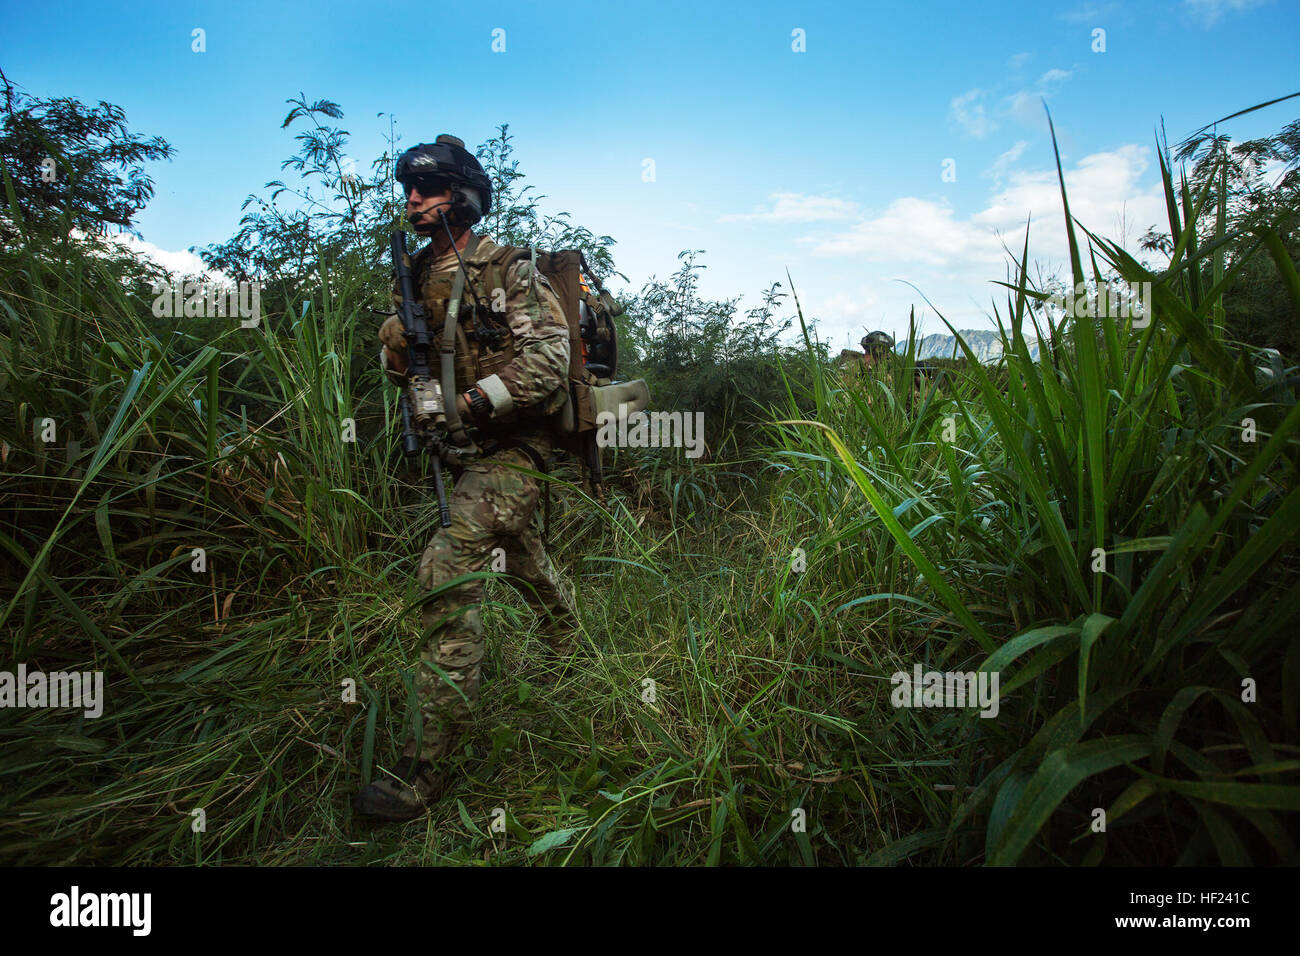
0 84 1296 865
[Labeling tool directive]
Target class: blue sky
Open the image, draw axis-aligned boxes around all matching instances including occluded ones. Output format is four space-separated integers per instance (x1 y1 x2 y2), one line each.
4 0 1298 349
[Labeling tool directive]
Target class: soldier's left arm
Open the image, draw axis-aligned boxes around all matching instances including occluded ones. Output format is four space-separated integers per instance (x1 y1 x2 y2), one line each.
471 257 570 419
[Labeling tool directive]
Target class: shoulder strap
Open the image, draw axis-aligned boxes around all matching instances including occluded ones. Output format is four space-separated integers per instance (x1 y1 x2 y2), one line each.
443 232 482 448
458 240 530 304
447 232 481 317
532 250 586 381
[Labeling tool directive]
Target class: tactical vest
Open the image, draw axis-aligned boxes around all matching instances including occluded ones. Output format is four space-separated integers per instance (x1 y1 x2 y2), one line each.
404 232 650 481
410 236 563 413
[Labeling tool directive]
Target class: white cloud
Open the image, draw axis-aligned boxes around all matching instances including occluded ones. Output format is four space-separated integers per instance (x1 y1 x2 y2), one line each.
808 145 1166 274
806 197 1005 266
950 89 997 139
973 144 1164 245
777 147 1171 343
1038 68 1072 85
719 191 860 223
1183 0 1269 26
104 233 228 281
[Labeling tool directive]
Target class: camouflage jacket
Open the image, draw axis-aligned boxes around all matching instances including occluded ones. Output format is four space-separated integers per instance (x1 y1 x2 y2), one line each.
387 231 569 460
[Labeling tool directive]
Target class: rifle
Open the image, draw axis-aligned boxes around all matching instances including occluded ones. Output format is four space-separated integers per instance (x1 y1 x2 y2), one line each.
390 231 452 528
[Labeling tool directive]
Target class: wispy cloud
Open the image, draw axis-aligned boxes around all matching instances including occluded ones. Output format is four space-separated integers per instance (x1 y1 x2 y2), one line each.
1183 0 1269 26
1004 90 1049 131
985 140 1031 182
1059 2 1121 24
950 88 996 139
953 66 1073 141
719 192 860 223
1001 67 1074 131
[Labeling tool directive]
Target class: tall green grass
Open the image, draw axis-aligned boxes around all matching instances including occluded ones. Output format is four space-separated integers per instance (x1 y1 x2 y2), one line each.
768 121 1299 864
0 215 888 864
1 114 1296 865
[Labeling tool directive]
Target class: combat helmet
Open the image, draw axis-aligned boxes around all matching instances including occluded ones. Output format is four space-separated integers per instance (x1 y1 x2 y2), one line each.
861 330 895 355
395 134 492 226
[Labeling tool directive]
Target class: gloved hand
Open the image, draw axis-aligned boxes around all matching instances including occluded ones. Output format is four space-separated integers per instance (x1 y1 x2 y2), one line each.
379 315 409 383
379 315 471 423
378 315 407 351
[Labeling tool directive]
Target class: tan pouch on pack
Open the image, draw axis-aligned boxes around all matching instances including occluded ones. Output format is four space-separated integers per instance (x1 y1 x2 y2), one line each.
552 379 649 435
592 379 650 419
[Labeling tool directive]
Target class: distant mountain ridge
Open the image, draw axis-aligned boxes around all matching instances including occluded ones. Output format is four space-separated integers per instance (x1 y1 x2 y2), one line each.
902 330 1040 362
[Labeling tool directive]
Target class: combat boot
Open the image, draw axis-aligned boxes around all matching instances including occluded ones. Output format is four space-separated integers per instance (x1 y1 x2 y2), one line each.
533 629 594 685
540 607 585 659
352 756 444 822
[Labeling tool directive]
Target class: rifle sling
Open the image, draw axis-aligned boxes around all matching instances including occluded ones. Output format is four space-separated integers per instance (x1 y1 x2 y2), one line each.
441 232 481 447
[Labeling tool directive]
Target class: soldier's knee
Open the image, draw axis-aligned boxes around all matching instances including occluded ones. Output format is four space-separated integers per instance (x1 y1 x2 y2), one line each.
457 606 482 641
417 547 442 591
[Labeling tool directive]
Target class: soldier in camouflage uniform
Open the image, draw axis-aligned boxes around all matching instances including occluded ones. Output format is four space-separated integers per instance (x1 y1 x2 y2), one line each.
354 135 578 822
839 330 934 409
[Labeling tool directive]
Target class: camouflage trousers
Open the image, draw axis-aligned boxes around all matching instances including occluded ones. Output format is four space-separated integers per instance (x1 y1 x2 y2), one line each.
404 445 577 766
